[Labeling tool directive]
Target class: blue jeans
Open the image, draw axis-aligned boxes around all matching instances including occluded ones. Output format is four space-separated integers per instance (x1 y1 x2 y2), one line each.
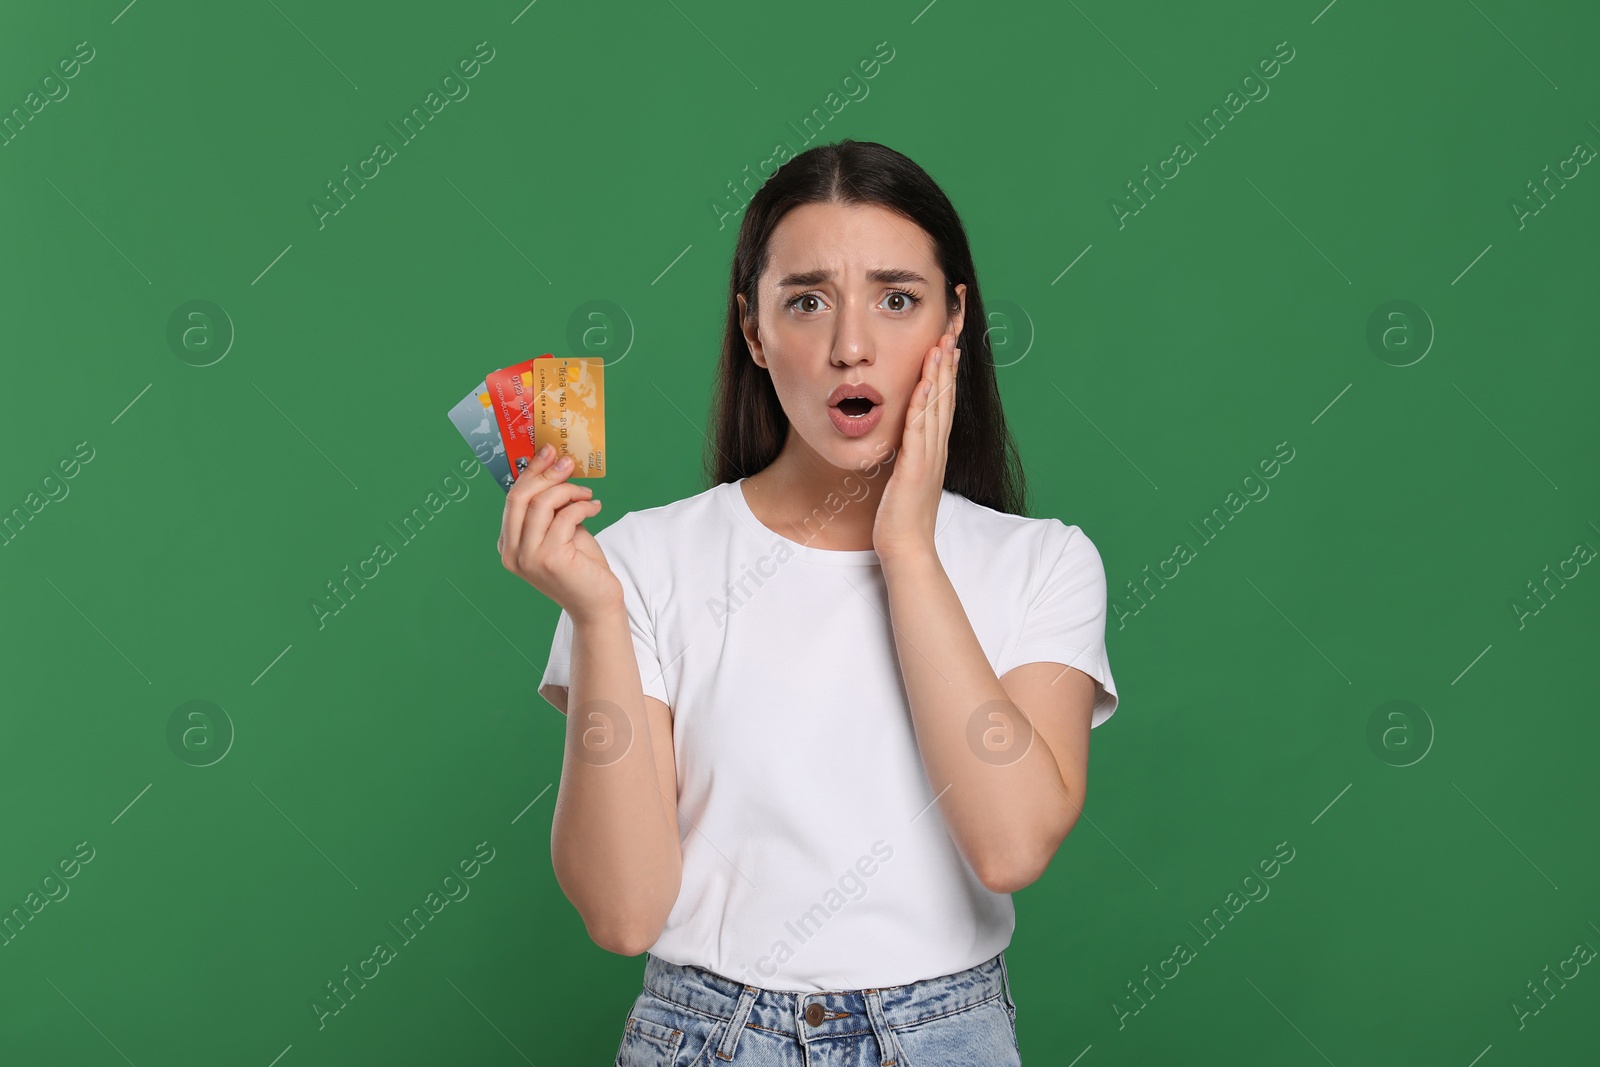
614 950 1022 1066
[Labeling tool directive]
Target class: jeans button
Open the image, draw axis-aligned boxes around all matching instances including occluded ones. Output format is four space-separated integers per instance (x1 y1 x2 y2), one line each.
804 1002 825 1026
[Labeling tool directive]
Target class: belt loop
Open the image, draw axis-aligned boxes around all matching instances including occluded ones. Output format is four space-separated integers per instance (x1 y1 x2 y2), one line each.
713 984 760 1061
862 989 901 1066
997 951 1017 1012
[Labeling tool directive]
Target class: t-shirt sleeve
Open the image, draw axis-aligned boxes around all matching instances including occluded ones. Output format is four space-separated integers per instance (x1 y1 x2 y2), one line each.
996 521 1119 728
537 513 671 711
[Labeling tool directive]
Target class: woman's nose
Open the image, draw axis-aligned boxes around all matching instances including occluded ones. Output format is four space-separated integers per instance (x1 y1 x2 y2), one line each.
831 306 875 366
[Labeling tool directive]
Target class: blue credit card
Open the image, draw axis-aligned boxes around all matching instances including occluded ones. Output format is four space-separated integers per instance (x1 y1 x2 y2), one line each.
447 380 515 492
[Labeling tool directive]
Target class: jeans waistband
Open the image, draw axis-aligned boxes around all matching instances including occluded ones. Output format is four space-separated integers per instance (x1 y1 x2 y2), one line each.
640 951 1011 1061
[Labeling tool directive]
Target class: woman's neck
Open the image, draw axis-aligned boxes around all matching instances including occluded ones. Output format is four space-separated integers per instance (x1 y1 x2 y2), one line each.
742 451 891 552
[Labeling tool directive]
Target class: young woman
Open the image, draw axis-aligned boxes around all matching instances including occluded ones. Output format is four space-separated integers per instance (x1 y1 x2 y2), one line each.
499 139 1119 1066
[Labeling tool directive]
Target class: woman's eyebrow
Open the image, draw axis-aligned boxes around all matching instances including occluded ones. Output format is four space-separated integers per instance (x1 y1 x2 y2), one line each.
775 267 929 288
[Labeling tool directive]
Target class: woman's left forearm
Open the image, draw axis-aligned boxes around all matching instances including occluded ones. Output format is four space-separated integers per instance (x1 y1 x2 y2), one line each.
880 548 1077 893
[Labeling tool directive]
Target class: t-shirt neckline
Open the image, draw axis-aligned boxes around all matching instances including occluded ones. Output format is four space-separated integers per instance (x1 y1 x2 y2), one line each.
720 478 960 568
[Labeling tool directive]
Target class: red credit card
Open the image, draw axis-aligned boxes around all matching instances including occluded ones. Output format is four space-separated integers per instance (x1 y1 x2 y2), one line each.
484 355 546 481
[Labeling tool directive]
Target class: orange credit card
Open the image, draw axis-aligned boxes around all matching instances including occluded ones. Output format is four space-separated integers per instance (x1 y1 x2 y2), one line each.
485 354 606 479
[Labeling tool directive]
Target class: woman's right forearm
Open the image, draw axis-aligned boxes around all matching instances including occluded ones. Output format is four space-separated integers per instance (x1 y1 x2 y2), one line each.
550 604 682 955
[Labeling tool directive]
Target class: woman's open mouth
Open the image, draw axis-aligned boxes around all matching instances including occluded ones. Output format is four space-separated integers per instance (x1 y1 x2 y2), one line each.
827 384 885 438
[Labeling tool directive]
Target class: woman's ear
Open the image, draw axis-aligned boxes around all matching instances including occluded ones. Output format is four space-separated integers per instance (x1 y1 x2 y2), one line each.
737 293 766 369
948 283 967 342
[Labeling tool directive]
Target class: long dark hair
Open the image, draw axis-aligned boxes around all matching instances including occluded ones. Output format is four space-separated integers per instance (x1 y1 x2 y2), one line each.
704 138 1028 516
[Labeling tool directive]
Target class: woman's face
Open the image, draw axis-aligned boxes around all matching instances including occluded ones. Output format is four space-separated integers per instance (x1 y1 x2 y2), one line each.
738 201 966 473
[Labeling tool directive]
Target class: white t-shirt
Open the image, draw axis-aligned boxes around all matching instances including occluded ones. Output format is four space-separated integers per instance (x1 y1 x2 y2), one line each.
539 477 1118 992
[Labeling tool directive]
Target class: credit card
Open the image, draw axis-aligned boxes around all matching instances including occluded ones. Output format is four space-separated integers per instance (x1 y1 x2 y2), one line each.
445 380 516 492
485 354 606 480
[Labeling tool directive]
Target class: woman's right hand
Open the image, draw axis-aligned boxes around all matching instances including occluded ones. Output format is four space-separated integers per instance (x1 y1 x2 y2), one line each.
498 444 622 622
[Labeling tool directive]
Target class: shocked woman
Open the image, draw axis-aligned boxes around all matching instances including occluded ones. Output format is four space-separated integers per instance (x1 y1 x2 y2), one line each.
500 138 1119 1066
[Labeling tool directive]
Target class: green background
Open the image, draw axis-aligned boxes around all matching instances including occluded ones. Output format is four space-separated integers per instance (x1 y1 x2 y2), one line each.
2 0 1597 1063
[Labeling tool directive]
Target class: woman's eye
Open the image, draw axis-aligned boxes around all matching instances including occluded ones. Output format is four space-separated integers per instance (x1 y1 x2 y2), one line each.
882 290 921 312
792 294 823 313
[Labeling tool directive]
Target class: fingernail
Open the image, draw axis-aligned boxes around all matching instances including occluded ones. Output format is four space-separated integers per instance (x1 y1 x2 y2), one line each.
556 455 573 470
538 443 554 460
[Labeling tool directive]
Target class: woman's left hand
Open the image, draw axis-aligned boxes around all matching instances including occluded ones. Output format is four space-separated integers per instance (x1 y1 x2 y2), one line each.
873 330 959 563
